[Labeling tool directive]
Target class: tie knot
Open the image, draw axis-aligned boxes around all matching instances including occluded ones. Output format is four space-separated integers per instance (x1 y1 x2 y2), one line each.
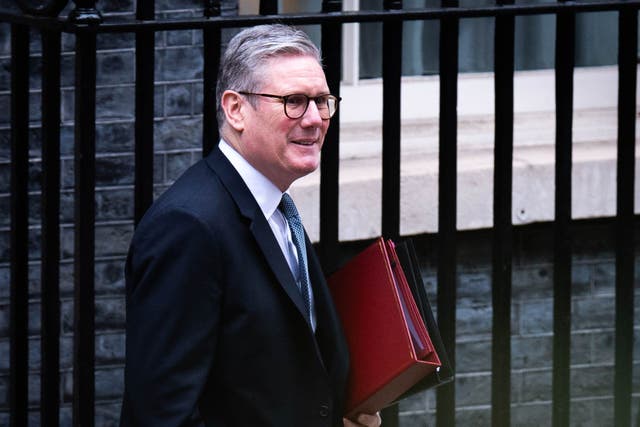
279 193 300 221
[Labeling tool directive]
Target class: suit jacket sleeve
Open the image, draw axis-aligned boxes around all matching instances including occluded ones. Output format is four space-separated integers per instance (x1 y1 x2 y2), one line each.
121 206 223 426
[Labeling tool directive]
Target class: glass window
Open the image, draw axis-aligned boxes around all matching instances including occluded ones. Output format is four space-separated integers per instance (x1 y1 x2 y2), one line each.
358 0 624 79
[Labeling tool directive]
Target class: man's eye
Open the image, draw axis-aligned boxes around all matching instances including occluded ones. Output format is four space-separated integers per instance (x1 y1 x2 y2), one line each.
286 95 307 106
314 96 329 106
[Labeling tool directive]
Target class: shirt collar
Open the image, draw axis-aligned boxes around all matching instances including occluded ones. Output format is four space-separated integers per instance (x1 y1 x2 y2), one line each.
218 139 284 220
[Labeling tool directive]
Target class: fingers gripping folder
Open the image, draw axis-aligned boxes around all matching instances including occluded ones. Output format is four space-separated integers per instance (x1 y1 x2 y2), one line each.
327 237 454 418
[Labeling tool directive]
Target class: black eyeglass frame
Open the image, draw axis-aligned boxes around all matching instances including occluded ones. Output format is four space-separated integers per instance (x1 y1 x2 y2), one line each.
238 91 341 120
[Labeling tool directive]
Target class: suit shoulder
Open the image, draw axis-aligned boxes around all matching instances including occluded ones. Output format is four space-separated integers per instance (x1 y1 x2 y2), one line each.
142 158 233 221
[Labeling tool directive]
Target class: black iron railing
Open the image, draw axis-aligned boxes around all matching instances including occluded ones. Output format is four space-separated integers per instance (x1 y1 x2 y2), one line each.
1 1 638 426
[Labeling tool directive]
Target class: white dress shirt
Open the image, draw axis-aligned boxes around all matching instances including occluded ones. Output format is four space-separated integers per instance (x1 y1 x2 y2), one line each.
219 140 316 330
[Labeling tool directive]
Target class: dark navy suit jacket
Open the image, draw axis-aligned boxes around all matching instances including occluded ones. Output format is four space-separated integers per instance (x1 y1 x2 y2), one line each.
120 147 349 426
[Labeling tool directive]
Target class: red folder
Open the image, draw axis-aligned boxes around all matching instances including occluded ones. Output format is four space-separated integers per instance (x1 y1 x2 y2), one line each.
327 237 442 418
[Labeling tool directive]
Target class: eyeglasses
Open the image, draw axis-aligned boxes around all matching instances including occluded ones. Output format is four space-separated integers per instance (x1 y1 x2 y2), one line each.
238 92 341 120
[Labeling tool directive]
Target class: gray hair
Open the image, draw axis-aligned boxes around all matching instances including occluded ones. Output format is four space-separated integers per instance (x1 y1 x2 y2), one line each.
215 24 323 130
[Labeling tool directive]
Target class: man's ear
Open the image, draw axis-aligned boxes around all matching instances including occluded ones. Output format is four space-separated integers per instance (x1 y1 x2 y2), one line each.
221 90 246 132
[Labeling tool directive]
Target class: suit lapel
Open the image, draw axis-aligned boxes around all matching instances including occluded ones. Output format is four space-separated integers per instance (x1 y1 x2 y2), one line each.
307 239 350 374
205 148 311 326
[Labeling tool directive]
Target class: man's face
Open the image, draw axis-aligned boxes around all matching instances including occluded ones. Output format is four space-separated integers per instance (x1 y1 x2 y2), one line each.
238 54 331 191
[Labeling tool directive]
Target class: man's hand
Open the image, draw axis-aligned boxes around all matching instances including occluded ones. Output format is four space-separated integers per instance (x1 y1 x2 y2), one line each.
343 412 382 427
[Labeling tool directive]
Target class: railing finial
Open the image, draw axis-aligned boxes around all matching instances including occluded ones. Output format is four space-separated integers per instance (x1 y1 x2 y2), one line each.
259 0 277 15
204 0 221 18
16 0 69 16
384 0 402 10
322 0 342 13
69 0 102 24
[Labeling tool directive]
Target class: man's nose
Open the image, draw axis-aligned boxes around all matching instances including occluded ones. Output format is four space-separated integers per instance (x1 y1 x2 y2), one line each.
300 99 324 125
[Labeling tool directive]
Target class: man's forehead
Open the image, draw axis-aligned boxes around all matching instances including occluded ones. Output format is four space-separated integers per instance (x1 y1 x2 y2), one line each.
258 55 328 91
262 53 322 69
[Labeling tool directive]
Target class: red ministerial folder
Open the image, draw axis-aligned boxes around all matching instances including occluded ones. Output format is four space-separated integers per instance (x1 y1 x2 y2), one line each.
327 237 441 418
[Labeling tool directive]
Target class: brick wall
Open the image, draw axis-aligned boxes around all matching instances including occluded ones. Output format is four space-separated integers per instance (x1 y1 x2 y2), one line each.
0 3 639 426
395 223 640 426
0 1 215 424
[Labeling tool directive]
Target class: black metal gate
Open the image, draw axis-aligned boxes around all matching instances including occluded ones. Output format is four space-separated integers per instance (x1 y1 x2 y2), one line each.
1 1 638 426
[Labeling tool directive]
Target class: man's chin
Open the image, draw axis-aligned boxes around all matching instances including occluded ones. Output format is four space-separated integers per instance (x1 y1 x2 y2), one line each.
291 160 321 179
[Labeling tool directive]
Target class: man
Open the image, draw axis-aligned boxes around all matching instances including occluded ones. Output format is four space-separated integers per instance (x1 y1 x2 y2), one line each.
120 24 381 427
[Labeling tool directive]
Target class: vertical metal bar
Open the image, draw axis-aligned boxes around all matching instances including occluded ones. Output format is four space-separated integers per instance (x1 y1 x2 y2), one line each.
614 5 637 427
72 28 97 427
259 0 278 15
319 0 342 271
380 4 402 426
134 0 155 225
381 0 402 242
492 1 514 426
40 28 62 427
552 4 574 427
436 1 458 426
202 0 221 157
9 23 30 427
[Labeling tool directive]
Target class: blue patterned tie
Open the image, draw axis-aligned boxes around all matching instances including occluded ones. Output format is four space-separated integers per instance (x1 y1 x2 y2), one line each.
279 193 312 321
